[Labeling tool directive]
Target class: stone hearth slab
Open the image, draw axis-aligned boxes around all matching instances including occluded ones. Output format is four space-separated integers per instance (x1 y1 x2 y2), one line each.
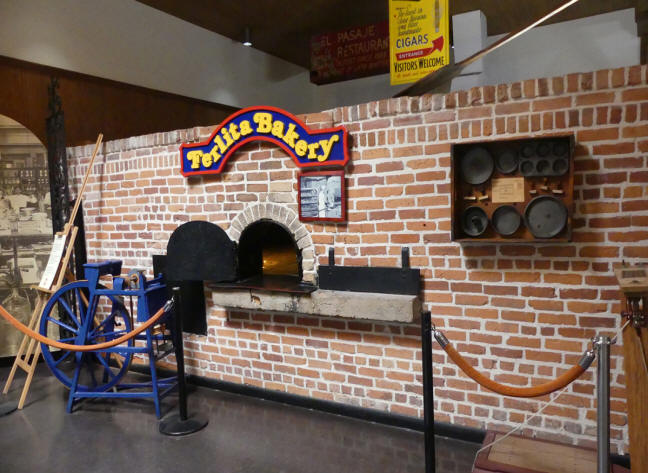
209 287 421 323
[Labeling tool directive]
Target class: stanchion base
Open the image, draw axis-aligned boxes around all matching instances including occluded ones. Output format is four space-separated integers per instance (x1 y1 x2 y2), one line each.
159 413 208 436
0 401 18 417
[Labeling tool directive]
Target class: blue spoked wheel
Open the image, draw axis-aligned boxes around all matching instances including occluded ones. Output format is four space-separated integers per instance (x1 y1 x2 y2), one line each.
39 280 133 392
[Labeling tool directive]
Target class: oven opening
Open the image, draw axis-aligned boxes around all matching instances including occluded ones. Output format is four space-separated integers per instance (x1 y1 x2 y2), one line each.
215 219 315 294
239 219 301 279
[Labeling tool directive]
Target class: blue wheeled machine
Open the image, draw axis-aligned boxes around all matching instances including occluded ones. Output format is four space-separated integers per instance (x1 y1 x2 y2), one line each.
39 260 176 418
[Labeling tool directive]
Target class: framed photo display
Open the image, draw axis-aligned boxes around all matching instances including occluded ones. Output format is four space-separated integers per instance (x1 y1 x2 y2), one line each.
298 170 346 222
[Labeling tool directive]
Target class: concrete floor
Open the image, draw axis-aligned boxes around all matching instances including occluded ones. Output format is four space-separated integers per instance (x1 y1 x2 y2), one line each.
0 365 479 473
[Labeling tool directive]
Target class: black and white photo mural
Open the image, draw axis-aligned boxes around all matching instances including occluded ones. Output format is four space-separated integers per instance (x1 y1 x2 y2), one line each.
0 115 53 357
298 170 346 223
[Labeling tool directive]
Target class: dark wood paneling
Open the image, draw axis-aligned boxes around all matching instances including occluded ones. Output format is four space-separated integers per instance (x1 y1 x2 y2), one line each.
0 55 237 146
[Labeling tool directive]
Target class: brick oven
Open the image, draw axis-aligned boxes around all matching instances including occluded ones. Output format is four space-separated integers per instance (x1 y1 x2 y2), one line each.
69 64 648 454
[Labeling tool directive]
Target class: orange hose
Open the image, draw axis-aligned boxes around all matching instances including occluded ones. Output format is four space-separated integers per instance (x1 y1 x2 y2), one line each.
0 302 169 352
440 340 592 398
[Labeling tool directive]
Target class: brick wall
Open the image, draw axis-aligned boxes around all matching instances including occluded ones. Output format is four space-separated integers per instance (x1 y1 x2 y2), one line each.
68 65 648 454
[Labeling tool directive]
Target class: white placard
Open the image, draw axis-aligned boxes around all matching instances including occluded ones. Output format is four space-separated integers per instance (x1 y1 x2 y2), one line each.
38 234 67 290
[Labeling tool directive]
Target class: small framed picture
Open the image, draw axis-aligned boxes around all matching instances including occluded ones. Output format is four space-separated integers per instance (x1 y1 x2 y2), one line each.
298 170 346 222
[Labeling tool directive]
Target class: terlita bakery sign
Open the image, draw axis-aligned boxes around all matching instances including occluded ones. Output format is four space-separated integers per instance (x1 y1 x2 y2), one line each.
180 106 349 176
389 0 450 85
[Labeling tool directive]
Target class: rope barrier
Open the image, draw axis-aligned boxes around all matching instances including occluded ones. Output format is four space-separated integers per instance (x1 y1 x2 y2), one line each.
0 300 172 352
432 328 595 398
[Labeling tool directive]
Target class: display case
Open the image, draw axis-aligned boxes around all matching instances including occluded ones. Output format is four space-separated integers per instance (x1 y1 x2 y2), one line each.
450 135 574 242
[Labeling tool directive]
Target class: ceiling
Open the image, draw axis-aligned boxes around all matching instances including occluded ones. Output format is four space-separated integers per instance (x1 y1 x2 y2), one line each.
136 0 636 68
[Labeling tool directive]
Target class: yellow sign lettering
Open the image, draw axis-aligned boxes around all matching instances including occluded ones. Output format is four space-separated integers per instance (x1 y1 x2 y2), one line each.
254 112 273 133
239 120 253 136
213 135 227 154
282 123 300 147
187 150 202 169
271 120 285 139
318 135 340 162
295 140 308 157
201 151 213 168
221 128 234 147
307 142 320 160
229 123 241 141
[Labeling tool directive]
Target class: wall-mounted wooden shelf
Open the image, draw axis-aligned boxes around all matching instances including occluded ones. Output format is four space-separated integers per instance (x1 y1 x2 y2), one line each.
451 135 574 243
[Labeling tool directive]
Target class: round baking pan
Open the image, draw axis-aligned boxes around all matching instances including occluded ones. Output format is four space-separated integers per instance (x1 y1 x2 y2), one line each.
537 142 550 157
553 141 568 156
460 147 494 185
520 143 535 158
552 157 569 175
524 195 568 238
492 205 521 236
536 159 551 174
520 160 535 176
495 149 518 174
461 206 489 237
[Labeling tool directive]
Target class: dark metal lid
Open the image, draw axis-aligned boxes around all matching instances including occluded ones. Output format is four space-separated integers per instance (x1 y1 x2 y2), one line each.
496 149 518 174
460 147 494 185
492 205 521 236
167 221 238 282
524 195 568 238
461 206 489 237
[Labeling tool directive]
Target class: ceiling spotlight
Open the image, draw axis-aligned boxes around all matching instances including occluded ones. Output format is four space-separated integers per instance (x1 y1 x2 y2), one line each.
243 27 252 47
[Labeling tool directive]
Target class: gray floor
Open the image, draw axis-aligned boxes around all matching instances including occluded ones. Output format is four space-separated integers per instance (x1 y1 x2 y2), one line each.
0 365 479 473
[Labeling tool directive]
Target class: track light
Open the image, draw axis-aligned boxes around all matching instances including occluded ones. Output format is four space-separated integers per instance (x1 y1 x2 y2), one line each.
243 27 252 47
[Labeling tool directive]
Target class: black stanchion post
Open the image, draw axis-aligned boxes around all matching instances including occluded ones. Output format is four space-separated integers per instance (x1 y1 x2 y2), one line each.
421 311 435 473
159 287 208 435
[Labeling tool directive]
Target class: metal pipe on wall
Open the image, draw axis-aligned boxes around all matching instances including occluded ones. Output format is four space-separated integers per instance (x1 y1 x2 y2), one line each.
594 335 611 473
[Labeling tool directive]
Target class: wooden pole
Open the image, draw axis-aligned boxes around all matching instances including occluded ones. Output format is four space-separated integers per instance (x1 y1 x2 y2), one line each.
67 133 102 231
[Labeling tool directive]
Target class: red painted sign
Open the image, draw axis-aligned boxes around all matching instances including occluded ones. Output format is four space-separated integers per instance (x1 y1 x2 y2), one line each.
310 21 389 85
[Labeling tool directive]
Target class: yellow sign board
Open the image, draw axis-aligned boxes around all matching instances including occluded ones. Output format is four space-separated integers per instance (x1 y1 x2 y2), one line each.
389 0 450 85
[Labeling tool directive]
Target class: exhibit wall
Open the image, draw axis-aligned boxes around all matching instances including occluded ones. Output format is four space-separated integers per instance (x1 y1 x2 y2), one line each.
67 65 648 453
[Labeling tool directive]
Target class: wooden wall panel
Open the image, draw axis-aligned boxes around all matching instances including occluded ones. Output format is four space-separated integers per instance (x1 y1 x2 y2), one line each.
0 55 237 146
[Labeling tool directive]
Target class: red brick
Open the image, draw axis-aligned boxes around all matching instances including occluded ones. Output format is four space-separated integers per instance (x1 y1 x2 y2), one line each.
501 310 535 323
567 301 608 314
538 313 577 325
575 92 615 106
504 272 540 283
622 88 648 102
545 339 585 353
579 246 619 258
622 125 648 138
579 202 619 214
532 97 572 111
457 106 492 119
577 128 619 142
468 271 502 282
494 102 530 114
529 300 563 312
362 118 391 130
544 274 582 285
592 142 635 155
521 287 555 298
